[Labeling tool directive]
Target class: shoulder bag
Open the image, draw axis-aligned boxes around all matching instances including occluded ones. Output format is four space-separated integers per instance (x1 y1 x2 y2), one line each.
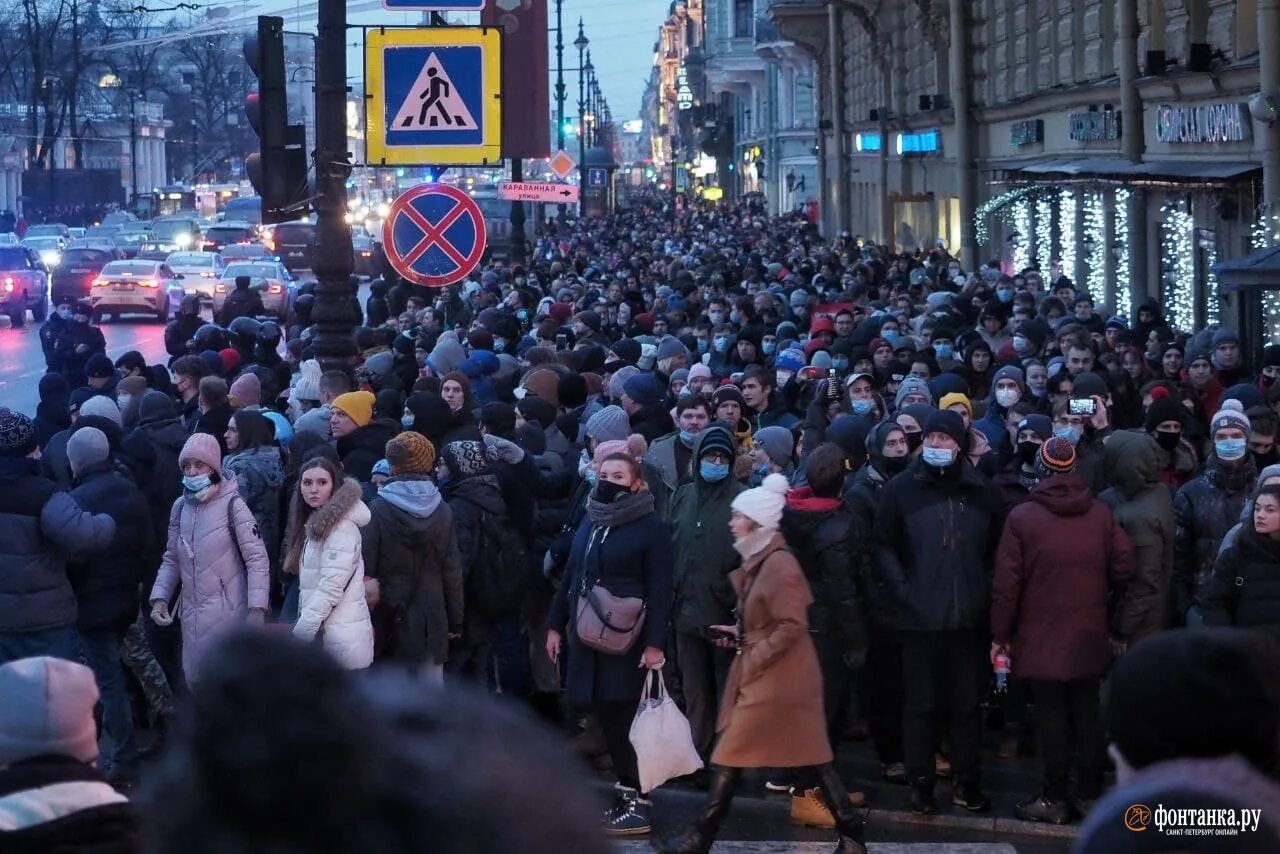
574 526 647 655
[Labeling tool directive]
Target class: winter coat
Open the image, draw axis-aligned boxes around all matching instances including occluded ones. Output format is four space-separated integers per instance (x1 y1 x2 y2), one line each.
533 423 575 480
67 463 153 632
33 397 70 452
293 403 333 441
749 395 800 432
668 431 743 636
872 457 1005 632
642 431 692 520
1200 524 1280 640
39 314 69 370
164 313 203 360
150 472 271 684
991 473 1135 681
126 412 188 572
0 756 139 854
223 445 285 569
1097 431 1177 642
442 472 508 643
1174 455 1256 619
337 418 400 483
40 427 74 490
363 476 465 665
546 499 673 705
780 488 868 665
293 479 375 670
629 402 675 444
712 533 832 769
193 402 232 459
217 283 266 326
55 321 106 389
0 456 116 633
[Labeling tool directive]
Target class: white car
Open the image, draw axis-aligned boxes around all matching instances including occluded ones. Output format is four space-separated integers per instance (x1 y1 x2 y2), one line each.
89 259 178 322
212 260 294 320
20 235 66 268
166 251 225 299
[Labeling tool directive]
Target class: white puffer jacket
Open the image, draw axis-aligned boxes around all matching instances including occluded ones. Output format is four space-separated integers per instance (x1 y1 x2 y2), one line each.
294 479 374 669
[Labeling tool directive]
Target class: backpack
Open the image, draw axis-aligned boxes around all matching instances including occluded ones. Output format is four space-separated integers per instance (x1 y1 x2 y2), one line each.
467 509 528 619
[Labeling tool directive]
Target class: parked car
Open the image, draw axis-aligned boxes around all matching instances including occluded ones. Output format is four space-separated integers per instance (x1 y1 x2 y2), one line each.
0 246 50 326
90 259 179 322
200 220 257 252
166 251 225 299
219 242 272 263
212 260 294 321
21 235 66 268
353 235 384 278
52 248 122 305
25 223 70 239
100 211 137 228
68 227 86 239
265 222 315 272
150 216 201 251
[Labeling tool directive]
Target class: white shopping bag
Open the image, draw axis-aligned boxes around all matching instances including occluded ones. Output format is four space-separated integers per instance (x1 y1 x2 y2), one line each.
629 670 703 792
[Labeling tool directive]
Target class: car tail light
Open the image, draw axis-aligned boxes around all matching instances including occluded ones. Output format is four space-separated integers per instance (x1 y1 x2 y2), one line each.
2 277 12 292
268 283 283 294
201 271 214 277
92 277 107 287
139 278 158 288
215 284 227 293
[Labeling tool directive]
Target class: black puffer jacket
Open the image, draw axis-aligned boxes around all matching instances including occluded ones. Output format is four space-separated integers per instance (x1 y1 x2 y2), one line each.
780 488 867 665
442 472 508 643
1174 455 1256 618
67 462 153 631
872 456 1005 632
337 418 400 483
126 393 189 568
1200 523 1280 639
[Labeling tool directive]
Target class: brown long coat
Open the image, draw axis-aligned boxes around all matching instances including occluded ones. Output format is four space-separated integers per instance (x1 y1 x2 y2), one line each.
711 534 833 769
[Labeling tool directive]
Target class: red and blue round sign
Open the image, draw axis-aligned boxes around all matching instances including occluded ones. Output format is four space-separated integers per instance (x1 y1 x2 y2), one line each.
382 183 487 288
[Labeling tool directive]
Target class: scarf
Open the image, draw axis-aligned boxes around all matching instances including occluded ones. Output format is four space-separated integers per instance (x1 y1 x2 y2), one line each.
586 489 654 528
733 527 776 562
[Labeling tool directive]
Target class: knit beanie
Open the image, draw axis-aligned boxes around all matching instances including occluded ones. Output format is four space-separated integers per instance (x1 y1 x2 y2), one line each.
1108 628 1280 773
557 373 589 409
696 424 735 461
67 426 110 473
938 392 973 419
687 363 712 385
826 415 872 470
480 402 517 437
293 359 322 403
0 409 37 457
656 337 687 362
229 372 261 409
753 426 794 467
441 440 489 479
179 432 222 471
116 375 148 399
1036 436 1077 476
730 472 790 531
0 657 100 766
610 339 642 366
866 421 906 459
593 434 648 465
585 405 631 444
517 395 558 430
218 348 241 377
607 366 639 400
775 348 806 373
1016 414 1053 442
1210 399 1251 436
385 431 437 475
85 353 115 380
922 409 967 449
1071 370 1110 400
78 394 122 427
519 368 561 406
623 372 666 408
332 391 376 428
894 377 933 409
1145 394 1187 432
712 385 747 412
991 364 1025 390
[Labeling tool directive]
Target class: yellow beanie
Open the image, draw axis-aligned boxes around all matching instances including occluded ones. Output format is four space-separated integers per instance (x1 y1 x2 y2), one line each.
332 391 376 428
938 392 973 419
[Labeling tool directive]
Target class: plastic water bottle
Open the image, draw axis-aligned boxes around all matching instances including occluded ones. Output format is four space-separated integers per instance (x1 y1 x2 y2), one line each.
994 652 1011 693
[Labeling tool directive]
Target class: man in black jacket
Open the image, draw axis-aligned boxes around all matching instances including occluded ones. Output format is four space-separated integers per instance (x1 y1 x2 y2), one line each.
66 426 153 785
217 275 266 326
873 409 1004 816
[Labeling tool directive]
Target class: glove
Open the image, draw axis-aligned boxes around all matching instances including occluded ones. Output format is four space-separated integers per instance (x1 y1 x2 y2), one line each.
364 577 381 608
150 599 173 627
483 434 525 464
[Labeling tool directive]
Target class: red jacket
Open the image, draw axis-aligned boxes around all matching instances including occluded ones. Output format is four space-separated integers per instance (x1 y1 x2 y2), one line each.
991 473 1135 681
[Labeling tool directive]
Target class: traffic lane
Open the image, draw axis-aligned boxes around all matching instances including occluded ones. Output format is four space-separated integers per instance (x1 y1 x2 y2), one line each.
0 318 171 416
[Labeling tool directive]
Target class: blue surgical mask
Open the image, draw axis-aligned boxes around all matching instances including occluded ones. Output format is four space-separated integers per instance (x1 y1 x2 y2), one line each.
832 358 849 372
934 343 954 360
996 288 1014 303
57 307 72 321
713 337 730 353
1054 426 1081 446
762 341 776 356
183 474 212 493
850 399 874 416
1013 335 1031 355
882 330 898 343
678 429 697 447
700 460 730 482
697 338 709 355
584 467 597 485
401 413 415 428
921 447 955 468
493 338 505 352
1215 437 1247 461
729 310 742 325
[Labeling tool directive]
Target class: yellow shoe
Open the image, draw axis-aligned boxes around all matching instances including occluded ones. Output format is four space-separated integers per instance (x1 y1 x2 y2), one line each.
789 788 867 828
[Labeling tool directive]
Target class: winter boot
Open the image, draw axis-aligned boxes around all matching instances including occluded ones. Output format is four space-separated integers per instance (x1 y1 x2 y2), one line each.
815 763 868 854
654 764 741 854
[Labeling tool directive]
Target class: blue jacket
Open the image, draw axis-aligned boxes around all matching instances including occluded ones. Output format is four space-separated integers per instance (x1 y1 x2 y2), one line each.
0 456 115 632
68 463 153 631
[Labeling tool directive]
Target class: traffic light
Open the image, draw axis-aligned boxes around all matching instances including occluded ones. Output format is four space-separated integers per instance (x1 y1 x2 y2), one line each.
244 15 309 224
562 118 576 136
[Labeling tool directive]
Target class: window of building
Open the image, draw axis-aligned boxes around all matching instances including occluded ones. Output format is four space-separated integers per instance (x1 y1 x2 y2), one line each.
733 0 753 38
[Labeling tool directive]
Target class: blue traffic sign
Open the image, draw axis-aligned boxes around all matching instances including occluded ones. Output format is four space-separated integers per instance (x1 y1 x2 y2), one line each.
383 0 485 10
381 183 487 287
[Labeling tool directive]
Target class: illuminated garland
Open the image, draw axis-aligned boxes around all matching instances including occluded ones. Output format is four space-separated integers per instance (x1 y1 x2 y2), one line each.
1114 188 1132 315
1082 192 1106 301
1160 201 1196 333
974 188 1033 246
1058 190 1078 285
1252 212 1280 342
1204 239 1220 327
1034 196 1052 271
1011 197 1031 271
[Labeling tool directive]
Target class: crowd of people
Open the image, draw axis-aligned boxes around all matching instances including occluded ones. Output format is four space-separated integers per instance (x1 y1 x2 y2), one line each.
3 189 1280 852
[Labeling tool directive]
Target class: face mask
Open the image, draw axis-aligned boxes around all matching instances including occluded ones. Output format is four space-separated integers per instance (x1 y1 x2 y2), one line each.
729 310 742 325
117 394 133 412
57 307 72 321
1029 383 1046 399
493 339 505 353
934 343 953 360
793 305 808 316
994 388 1020 408
905 432 923 452
1215 437 1247 461
401 413 415 428
921 446 955 468
753 462 769 477
851 399 874 416
700 460 730 482
183 474 212 493
882 329 898 343
594 479 630 503
832 358 850 372
678 429 697 447
881 455 909 475
713 337 730 353
708 311 725 325
1012 335 1031 355
1054 426 1082 446
776 370 793 388
762 341 776 356
1263 374 1277 389
1154 430 1181 452
697 338 709 354
1018 440 1041 465
996 288 1014 303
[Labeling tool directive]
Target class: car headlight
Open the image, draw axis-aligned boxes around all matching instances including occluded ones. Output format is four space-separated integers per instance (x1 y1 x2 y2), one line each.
40 251 61 267
174 232 193 248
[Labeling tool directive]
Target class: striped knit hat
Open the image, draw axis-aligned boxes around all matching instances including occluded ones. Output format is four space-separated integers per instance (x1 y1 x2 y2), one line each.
1037 436 1077 476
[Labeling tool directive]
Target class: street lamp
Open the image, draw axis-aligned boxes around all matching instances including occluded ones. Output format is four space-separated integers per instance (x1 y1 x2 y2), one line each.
190 118 198 183
575 21 589 212
554 0 566 154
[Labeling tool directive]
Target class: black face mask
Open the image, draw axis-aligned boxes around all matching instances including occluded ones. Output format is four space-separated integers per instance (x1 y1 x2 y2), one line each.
593 480 631 504
1263 374 1277 389
905 432 923 453
1018 440 1042 465
880 455 909 475
1154 430 1182 453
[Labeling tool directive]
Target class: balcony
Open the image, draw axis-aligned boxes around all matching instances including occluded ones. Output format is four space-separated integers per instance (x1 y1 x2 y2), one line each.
766 0 828 55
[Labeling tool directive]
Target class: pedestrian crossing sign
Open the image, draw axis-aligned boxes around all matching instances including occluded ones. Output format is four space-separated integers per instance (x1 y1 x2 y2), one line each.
366 27 502 166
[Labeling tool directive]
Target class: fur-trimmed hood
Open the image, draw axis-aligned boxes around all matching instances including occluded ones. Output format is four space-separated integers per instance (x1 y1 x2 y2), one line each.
305 479 370 541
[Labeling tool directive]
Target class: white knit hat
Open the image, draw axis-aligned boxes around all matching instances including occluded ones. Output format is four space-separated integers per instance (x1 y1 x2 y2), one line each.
293 359 322 403
1210 399 1252 436
731 472 790 531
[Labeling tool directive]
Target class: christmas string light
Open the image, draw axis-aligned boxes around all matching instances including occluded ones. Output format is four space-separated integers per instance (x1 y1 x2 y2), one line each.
1251 212 1280 342
974 188 1032 246
1114 189 1132 315
1204 238 1220 327
1058 190 1078 284
1082 192 1106 300
1160 201 1196 333
1012 197 1031 271
1034 196 1053 271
